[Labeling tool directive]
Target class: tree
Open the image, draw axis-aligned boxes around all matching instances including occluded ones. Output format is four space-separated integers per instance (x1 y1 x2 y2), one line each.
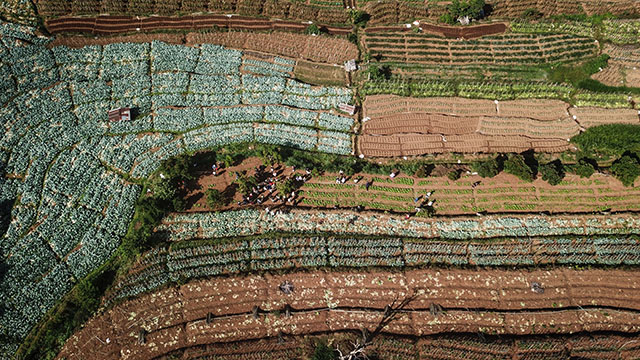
235 173 257 196
611 154 640 187
471 157 501 178
522 8 543 19
335 295 416 360
540 160 565 185
205 188 225 209
572 157 596 178
367 64 391 81
350 9 369 26
258 145 282 166
441 0 486 24
503 154 534 182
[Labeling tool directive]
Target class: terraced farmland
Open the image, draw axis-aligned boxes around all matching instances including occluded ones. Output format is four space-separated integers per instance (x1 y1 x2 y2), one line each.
363 32 599 65
58 268 640 359
2 2 640 359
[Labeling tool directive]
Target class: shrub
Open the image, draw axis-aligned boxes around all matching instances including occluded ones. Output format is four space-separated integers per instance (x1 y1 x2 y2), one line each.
448 170 461 181
611 154 640 187
572 124 640 158
504 154 534 182
205 188 225 209
471 157 501 178
572 158 596 178
540 160 565 185
305 24 321 35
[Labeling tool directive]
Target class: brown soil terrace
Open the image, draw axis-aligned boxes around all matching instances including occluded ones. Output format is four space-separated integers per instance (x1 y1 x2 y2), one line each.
360 95 640 157
58 268 640 359
50 30 358 64
45 15 352 35
154 332 640 359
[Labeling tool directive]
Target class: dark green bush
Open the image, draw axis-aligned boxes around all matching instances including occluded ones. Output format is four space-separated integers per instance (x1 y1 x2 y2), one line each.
572 158 596 178
540 160 565 185
471 157 501 178
611 154 640 187
503 154 534 182
205 188 225 209
571 124 640 158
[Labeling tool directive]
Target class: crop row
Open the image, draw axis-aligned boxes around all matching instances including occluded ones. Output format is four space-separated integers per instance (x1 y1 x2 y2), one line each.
362 79 573 101
511 19 640 45
364 32 599 65
37 0 350 24
156 209 640 242
108 234 640 303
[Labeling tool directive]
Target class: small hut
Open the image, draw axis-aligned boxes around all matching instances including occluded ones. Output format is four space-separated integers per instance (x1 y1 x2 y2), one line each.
108 107 131 122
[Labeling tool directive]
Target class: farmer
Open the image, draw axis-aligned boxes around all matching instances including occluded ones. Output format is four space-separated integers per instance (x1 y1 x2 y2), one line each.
365 180 372 191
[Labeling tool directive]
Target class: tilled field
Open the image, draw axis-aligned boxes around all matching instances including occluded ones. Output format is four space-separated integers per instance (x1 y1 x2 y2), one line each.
360 95 639 156
49 30 358 65
156 333 640 359
58 268 640 359
36 0 350 24
45 14 352 35
363 32 598 65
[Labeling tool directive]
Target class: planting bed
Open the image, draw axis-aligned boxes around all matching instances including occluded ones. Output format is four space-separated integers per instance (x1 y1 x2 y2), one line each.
360 95 638 156
143 333 640 360
363 32 598 65
58 268 640 359
37 0 350 24
155 209 640 242
107 233 640 303
45 14 352 35
300 172 640 214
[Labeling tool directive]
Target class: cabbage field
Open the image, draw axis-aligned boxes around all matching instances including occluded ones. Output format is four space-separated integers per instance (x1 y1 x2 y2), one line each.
0 22 355 355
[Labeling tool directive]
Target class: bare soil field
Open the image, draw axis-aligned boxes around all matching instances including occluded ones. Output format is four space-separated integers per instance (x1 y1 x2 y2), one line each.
360 95 639 156
49 30 357 64
155 333 640 359
186 31 357 64
37 0 350 24
593 44 640 87
45 14 352 35
58 268 640 359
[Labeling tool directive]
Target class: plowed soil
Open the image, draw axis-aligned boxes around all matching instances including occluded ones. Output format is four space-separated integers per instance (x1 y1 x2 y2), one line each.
45 15 352 35
360 95 639 156
58 268 640 359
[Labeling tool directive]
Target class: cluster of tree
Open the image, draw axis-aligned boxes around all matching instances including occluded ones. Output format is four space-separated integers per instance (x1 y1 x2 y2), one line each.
440 0 487 25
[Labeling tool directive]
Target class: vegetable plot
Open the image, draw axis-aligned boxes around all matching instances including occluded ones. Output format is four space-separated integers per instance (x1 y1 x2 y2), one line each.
108 234 640 303
0 22 354 355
